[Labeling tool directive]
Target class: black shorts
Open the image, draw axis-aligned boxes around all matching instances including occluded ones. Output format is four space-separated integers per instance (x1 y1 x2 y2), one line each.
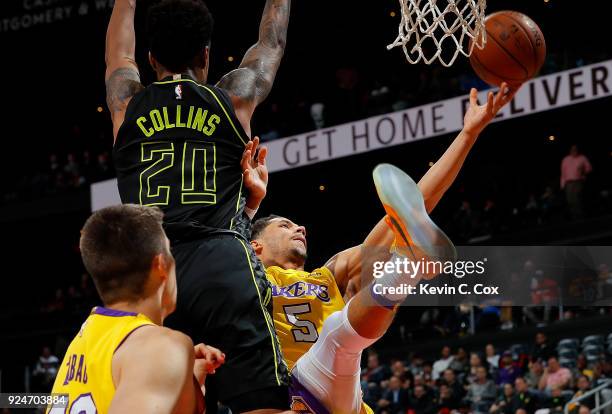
165 234 289 411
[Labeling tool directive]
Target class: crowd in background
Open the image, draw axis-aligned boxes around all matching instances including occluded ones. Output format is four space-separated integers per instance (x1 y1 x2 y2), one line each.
362 332 612 414
25 330 612 414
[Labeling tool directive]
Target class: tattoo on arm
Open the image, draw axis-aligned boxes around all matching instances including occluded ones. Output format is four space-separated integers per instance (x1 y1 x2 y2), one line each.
105 67 144 112
217 0 290 104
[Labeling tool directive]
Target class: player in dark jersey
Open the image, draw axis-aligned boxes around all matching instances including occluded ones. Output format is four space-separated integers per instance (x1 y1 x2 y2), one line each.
105 0 291 412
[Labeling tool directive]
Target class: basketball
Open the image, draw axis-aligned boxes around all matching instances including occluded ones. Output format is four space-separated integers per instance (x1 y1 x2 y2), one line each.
470 11 547 87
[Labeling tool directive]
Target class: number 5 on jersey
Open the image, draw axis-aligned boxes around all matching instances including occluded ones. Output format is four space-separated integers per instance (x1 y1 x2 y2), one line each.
283 303 319 343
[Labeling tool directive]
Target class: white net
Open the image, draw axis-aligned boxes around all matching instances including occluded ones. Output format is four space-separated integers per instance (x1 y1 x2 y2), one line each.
388 0 487 67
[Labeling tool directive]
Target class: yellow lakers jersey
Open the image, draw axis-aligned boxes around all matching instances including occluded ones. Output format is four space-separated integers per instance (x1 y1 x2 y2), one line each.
266 266 345 371
47 307 154 414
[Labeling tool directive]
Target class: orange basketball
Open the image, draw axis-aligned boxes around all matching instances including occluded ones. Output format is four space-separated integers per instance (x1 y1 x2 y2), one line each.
470 11 547 87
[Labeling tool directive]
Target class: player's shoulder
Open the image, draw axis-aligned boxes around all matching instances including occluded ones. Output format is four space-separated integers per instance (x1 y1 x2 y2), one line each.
118 325 193 356
310 266 336 281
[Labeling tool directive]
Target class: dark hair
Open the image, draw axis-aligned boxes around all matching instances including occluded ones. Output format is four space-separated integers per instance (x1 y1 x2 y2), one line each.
251 214 282 240
80 204 168 304
146 0 214 73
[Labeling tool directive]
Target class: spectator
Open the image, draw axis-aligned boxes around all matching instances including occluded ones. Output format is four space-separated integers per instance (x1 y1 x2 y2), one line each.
391 360 408 381
534 386 567 414
64 153 82 187
423 362 435 387
578 406 591 414
449 347 468 374
436 383 461 413
466 352 488 385
466 366 497 413
576 355 595 380
510 377 537 414
567 376 595 414
497 351 521 386
560 144 592 219
310 102 325 129
363 380 383 410
525 360 544 389
410 355 426 376
596 264 612 300
442 368 466 400
489 383 515 414
363 353 389 384
487 344 501 370
32 346 59 391
530 271 560 323
433 346 455 380
539 356 572 392
532 333 554 362
410 384 437 414
377 376 410 414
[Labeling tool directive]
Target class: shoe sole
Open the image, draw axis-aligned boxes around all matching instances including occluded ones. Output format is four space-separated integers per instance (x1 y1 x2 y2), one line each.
373 163 457 262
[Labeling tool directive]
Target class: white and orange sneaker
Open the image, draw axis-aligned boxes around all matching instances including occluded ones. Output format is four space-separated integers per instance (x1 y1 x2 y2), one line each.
373 163 457 278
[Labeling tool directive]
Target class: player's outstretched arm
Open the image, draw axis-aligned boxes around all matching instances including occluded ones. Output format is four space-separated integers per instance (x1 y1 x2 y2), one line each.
105 0 144 141
109 326 203 414
241 137 269 214
217 0 291 135
327 84 518 295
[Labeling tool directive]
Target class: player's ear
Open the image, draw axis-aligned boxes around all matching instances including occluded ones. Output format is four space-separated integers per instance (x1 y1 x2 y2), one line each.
151 253 168 282
203 46 210 67
250 240 263 255
148 52 158 72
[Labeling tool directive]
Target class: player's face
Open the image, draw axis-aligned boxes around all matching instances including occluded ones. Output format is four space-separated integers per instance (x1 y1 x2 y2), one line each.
262 217 308 262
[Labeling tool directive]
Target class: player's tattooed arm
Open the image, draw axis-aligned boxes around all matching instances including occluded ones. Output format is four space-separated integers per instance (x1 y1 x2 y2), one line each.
217 0 291 133
106 67 144 113
105 0 142 140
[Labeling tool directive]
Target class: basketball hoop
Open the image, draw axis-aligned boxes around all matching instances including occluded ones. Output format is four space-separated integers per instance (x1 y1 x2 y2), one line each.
388 0 487 67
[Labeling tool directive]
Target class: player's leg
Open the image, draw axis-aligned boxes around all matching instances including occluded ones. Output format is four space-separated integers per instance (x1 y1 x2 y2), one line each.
350 164 457 337
165 236 289 413
291 301 374 414
291 165 455 413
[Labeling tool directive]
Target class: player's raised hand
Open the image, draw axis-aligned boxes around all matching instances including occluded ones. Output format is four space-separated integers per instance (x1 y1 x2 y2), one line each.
463 82 519 136
241 137 269 208
193 343 225 387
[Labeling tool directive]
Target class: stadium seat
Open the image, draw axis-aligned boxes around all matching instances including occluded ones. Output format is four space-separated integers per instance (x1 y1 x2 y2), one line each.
586 354 602 364
557 338 579 350
583 335 604 347
558 348 578 359
607 333 612 344
559 358 577 369
607 343 612 355
584 344 604 354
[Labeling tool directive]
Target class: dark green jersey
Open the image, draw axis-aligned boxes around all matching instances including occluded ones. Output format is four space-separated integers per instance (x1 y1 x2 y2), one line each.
113 74 249 244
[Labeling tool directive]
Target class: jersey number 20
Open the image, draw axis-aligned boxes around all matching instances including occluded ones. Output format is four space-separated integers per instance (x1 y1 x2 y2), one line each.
140 141 216 206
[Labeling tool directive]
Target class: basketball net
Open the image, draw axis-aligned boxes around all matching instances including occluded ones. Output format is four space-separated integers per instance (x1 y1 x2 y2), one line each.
388 0 487 67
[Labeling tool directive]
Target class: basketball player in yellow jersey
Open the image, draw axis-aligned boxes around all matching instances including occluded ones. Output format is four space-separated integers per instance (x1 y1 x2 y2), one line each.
48 205 224 414
249 84 517 414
